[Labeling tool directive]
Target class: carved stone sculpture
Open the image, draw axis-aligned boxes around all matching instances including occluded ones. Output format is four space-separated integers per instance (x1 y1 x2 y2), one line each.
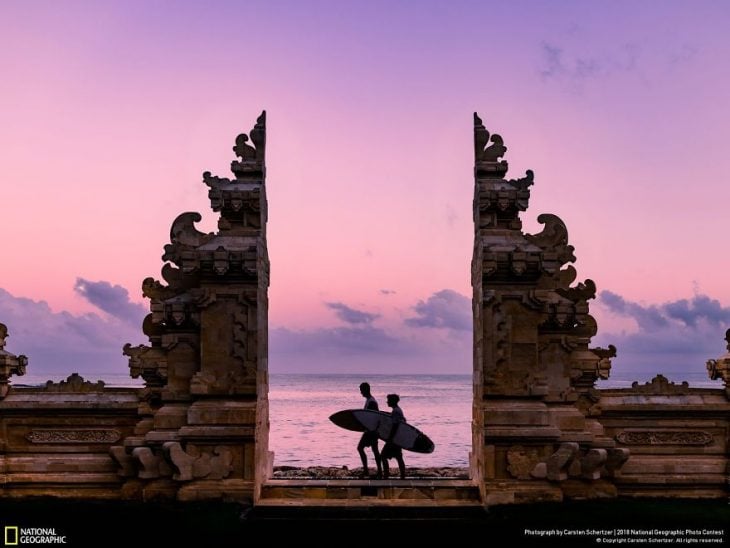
0 323 27 398
707 329 730 396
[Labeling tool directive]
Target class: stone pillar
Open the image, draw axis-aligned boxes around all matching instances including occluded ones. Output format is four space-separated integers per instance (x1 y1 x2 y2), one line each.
113 112 270 503
470 113 625 504
0 323 27 399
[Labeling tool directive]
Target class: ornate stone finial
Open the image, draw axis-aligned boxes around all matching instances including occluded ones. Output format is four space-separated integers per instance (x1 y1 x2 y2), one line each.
202 112 269 233
0 322 28 398
474 112 508 178
231 110 266 179
43 373 106 393
706 329 730 394
630 374 691 395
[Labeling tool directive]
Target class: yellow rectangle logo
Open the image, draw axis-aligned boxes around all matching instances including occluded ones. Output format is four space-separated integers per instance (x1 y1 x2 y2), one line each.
4 526 18 546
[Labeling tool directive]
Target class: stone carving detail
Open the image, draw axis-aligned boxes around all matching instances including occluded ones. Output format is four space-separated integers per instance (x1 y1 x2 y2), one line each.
531 444 628 482
545 442 579 481
507 170 534 191
474 113 508 177
123 343 168 387
629 374 691 395
0 322 28 398
110 446 136 477
524 214 576 265
616 430 713 446
42 373 106 392
706 329 730 394
163 442 234 481
231 111 266 178
604 448 630 478
132 447 172 479
557 279 596 303
163 212 214 271
507 445 541 479
26 429 120 444
580 448 607 480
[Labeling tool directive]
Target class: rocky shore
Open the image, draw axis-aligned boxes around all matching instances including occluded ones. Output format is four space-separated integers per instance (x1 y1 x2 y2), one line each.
272 465 469 479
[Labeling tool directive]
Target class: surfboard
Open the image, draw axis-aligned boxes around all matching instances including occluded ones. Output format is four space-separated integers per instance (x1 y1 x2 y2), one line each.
329 409 435 454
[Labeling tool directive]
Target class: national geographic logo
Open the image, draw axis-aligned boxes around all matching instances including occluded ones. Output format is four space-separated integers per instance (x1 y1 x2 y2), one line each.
4 527 17 546
3 527 66 544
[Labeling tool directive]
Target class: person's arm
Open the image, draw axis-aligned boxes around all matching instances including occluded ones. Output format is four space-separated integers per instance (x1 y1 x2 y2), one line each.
387 410 402 441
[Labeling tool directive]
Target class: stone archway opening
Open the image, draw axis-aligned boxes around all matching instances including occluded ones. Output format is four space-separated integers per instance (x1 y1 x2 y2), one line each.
117 111 619 505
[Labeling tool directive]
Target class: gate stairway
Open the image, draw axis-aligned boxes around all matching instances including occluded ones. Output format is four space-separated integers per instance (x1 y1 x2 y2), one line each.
255 478 483 516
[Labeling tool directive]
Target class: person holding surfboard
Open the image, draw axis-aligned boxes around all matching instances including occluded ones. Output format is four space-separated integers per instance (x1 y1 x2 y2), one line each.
381 393 407 480
357 382 382 479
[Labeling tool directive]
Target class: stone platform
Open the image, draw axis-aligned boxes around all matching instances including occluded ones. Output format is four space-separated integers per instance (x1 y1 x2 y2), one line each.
258 479 481 507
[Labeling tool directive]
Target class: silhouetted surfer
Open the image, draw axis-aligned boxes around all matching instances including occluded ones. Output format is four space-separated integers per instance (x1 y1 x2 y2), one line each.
357 382 382 478
381 393 406 479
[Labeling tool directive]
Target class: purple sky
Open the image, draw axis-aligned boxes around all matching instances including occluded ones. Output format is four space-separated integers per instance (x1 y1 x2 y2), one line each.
1 1 729 381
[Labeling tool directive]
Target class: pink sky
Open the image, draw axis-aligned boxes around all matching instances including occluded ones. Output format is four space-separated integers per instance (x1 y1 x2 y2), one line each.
1 2 729 379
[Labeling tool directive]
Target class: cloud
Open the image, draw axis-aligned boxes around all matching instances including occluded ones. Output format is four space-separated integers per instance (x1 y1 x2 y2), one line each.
539 42 567 80
269 290 474 373
601 290 730 329
325 302 379 324
600 290 668 330
74 278 146 325
380 289 396 296
594 290 729 381
668 43 697 66
663 294 730 327
271 325 412 358
0 287 145 379
405 290 471 331
538 36 696 90
538 40 639 85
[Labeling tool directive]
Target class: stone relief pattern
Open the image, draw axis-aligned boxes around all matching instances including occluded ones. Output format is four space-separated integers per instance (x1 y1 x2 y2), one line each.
26 429 121 444
616 431 713 446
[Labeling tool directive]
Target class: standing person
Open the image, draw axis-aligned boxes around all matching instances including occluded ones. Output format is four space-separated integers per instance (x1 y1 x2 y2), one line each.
357 382 382 478
381 393 406 480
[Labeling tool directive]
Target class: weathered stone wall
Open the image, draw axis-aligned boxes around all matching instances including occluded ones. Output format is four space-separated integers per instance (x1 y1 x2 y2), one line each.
0 374 139 498
597 378 729 498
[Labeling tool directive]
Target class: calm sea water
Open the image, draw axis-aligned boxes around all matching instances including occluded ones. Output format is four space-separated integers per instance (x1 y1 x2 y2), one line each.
15 372 722 469
269 374 472 469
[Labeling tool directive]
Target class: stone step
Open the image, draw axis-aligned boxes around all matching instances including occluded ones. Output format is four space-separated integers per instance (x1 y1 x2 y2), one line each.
259 479 482 507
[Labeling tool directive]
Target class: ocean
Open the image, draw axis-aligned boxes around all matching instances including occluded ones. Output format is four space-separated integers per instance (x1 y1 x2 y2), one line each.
15 372 723 470
269 374 472 469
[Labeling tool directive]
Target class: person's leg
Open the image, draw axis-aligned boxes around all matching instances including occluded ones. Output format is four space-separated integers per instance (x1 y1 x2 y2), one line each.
396 453 406 479
371 442 382 478
357 436 370 477
382 456 390 479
